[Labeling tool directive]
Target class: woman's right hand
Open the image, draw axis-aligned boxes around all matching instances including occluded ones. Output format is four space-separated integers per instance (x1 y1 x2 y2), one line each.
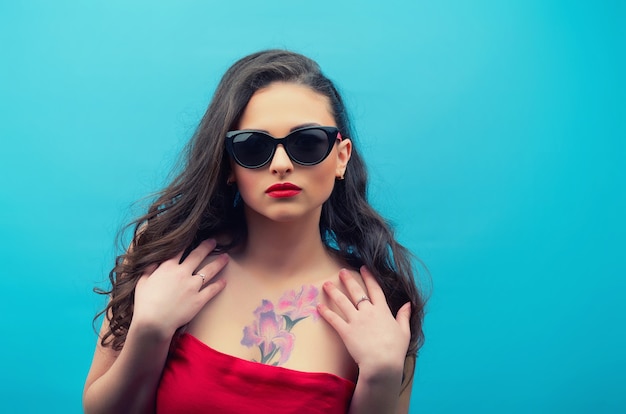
131 239 228 339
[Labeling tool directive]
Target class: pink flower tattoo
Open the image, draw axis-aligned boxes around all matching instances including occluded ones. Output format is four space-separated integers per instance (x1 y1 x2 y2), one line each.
241 285 319 366
277 285 320 329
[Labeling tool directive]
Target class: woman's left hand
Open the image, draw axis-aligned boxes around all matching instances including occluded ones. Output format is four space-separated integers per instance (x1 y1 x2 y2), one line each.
318 266 411 380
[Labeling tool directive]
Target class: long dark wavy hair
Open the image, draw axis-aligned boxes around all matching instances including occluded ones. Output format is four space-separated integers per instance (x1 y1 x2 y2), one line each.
95 49 426 387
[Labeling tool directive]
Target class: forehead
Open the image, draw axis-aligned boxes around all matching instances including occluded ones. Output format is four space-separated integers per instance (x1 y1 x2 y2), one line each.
237 82 336 133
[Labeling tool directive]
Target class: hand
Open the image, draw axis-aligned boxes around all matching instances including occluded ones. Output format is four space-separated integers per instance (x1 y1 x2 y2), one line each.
132 239 228 338
318 266 411 380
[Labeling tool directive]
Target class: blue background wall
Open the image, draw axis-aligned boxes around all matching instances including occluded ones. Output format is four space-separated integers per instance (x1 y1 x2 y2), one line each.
1 1 624 412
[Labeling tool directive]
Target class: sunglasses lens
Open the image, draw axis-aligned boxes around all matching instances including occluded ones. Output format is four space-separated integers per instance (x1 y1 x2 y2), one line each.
287 129 332 165
228 127 337 168
232 132 273 168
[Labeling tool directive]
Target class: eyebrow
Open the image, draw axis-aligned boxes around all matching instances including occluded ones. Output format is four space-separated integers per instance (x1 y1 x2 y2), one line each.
254 123 322 135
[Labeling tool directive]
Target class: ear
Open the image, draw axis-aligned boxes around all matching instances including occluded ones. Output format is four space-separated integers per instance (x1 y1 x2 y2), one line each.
227 162 237 185
335 138 352 179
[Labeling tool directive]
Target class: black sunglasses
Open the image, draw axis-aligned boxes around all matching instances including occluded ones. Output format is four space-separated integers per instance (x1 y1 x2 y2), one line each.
225 126 341 169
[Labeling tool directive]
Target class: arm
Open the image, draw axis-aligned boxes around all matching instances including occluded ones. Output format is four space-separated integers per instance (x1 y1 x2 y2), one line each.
83 319 174 414
349 358 414 414
83 240 228 414
318 267 413 414
397 365 414 414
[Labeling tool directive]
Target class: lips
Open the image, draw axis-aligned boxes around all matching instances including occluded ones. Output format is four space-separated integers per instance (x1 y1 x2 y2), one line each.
265 182 302 198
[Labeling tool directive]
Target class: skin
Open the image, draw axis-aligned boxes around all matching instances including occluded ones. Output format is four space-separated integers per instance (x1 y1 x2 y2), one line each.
83 82 412 414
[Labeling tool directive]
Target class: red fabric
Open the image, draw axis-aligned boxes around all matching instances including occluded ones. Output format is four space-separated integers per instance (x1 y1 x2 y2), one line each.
157 333 355 414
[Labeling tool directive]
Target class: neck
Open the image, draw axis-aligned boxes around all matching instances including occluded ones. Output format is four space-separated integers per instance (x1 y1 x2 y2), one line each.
237 208 331 279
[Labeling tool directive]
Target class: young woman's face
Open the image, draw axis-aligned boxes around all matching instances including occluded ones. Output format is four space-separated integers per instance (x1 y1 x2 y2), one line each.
229 82 351 224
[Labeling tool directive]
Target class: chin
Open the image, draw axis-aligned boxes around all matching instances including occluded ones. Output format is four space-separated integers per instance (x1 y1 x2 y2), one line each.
262 208 321 224
266 211 306 223
244 202 324 225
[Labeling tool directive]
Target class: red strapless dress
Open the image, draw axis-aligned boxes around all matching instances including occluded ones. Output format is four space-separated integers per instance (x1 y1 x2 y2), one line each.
156 333 356 413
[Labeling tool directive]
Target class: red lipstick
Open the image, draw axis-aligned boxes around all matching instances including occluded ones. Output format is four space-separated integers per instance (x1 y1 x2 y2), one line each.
265 182 302 198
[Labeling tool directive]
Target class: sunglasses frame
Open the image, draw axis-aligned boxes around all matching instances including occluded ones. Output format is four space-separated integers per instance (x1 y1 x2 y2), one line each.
225 125 341 169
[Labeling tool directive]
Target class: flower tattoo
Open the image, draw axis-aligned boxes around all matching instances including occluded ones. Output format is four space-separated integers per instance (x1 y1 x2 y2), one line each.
241 285 320 366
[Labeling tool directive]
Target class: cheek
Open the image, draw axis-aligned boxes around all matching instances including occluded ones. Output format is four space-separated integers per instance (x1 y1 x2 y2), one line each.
311 164 338 195
233 169 258 199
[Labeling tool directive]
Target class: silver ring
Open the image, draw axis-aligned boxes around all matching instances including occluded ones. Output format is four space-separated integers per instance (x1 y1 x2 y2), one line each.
194 273 206 283
355 295 371 308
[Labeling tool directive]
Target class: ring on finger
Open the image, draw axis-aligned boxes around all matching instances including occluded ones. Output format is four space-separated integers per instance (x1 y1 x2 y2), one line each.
194 273 206 283
355 295 371 308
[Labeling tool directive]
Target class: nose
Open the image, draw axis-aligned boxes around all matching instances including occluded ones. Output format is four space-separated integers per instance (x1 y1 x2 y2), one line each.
269 144 293 176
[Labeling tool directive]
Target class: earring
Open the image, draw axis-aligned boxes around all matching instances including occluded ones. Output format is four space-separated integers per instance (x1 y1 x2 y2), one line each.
233 190 242 207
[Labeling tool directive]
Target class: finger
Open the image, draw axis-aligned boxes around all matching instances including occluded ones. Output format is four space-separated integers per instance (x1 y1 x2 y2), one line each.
195 253 229 283
322 281 358 320
198 278 227 302
338 269 371 306
182 239 217 269
172 250 185 266
317 303 348 333
360 266 386 305
191 272 208 288
396 302 412 337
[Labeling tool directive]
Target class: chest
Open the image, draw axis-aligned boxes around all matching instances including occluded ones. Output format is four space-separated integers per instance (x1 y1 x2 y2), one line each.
185 268 357 381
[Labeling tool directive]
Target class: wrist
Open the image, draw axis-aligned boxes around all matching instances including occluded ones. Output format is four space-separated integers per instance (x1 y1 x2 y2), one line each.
127 317 176 344
350 364 404 414
357 362 404 387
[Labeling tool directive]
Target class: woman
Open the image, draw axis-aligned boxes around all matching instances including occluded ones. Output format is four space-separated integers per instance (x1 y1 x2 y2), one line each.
84 50 426 414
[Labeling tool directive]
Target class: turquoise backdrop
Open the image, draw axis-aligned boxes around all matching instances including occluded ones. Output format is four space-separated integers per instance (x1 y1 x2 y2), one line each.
1 1 624 413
